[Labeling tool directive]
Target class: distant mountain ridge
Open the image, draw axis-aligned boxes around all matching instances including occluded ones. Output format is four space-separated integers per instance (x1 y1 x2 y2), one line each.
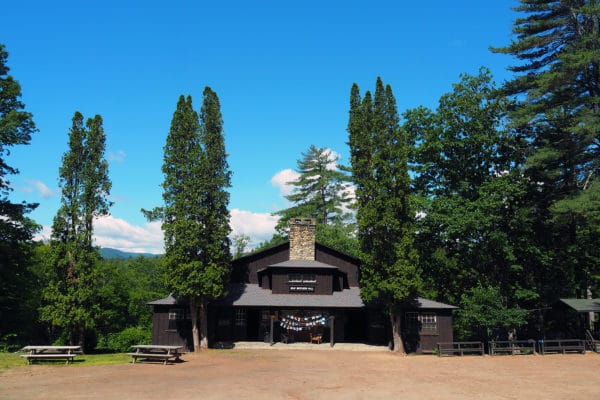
100 248 161 259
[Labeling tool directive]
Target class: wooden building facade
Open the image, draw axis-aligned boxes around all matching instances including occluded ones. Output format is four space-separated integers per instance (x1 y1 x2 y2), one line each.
149 218 456 352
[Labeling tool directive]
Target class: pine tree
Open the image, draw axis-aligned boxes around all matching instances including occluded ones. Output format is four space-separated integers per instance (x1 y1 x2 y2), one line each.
0 43 39 347
348 78 422 353
492 0 600 300
42 111 111 348
274 145 352 232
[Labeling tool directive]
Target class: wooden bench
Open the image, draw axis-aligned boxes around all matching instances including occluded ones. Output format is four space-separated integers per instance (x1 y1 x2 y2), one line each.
20 345 81 364
539 339 585 355
437 341 484 356
128 345 183 365
20 353 77 364
489 340 536 355
126 352 179 365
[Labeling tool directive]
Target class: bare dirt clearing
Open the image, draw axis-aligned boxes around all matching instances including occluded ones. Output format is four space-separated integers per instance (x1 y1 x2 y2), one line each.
1 350 599 399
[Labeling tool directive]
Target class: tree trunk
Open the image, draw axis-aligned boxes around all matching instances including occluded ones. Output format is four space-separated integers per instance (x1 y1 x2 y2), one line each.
199 299 209 350
390 312 406 354
78 323 85 351
190 297 200 352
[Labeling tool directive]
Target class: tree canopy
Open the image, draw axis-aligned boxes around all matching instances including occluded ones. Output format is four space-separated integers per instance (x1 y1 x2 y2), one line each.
274 144 352 233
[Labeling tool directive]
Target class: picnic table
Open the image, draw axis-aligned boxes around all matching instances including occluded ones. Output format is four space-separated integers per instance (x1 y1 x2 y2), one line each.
20 345 81 364
127 345 184 365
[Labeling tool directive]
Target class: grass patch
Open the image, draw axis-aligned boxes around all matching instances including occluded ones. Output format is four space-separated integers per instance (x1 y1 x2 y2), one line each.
0 352 130 369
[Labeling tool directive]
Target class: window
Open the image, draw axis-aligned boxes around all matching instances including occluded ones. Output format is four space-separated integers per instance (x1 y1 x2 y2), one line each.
289 274 302 283
235 309 246 327
168 308 184 330
404 312 437 332
420 312 437 331
405 312 419 332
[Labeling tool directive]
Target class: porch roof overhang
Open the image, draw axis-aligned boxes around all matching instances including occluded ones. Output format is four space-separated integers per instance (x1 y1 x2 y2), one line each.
213 283 365 308
559 298 600 313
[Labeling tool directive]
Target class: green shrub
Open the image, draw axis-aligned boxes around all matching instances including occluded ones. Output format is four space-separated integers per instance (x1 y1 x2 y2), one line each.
106 327 151 352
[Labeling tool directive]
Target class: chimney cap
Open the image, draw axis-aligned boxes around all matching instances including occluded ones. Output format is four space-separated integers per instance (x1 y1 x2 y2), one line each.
290 217 316 226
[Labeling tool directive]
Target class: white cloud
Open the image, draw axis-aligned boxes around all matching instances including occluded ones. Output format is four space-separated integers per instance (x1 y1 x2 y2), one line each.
323 148 341 171
33 225 52 242
34 210 279 255
108 150 127 163
25 179 56 199
93 215 164 254
230 209 278 247
271 168 300 197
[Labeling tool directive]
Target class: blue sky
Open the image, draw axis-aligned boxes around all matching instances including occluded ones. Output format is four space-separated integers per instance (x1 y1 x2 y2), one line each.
4 0 518 253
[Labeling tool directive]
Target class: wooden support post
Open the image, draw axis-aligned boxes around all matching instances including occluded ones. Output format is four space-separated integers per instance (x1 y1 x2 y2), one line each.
270 315 274 345
329 316 335 347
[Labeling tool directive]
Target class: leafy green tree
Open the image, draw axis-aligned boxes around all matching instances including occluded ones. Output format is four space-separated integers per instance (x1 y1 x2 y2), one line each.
348 78 422 353
41 111 111 349
232 233 251 258
492 0 600 301
0 43 40 348
149 89 231 351
274 145 352 233
455 285 528 342
406 69 533 309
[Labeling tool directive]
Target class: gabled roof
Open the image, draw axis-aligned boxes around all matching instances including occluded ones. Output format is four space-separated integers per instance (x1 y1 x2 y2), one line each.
232 241 360 265
409 297 458 310
560 298 600 313
268 259 339 269
147 293 187 306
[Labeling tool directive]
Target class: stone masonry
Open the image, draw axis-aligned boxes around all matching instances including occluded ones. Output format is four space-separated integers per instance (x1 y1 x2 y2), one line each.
289 218 316 261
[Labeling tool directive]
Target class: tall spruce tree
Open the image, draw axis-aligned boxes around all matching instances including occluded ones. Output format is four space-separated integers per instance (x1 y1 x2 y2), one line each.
274 145 352 232
0 43 39 347
348 78 422 353
492 0 600 300
42 111 111 348
152 89 231 351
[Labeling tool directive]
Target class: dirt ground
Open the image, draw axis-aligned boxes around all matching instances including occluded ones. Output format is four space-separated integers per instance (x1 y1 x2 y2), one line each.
1 350 599 400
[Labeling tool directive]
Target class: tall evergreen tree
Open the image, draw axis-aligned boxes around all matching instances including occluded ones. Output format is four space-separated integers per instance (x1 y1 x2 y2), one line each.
0 43 39 347
274 145 352 232
348 78 422 353
42 111 111 349
196 87 232 350
492 0 600 300
150 89 231 351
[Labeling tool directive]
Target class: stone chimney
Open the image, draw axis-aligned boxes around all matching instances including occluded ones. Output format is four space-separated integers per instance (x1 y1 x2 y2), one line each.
289 218 316 261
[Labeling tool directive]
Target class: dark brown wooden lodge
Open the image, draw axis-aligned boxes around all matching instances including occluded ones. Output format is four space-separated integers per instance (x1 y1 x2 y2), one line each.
149 218 456 352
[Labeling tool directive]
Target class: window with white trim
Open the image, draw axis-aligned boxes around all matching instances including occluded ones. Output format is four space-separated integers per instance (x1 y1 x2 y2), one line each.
420 312 437 331
405 311 437 332
168 308 184 330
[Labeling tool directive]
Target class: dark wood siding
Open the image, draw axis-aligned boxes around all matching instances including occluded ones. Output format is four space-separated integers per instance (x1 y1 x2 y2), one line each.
403 309 454 353
151 306 193 351
315 245 359 287
231 244 290 284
